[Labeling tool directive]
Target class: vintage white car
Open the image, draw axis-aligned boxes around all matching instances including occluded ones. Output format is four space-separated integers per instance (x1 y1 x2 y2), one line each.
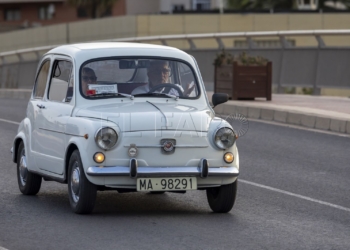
11 43 239 214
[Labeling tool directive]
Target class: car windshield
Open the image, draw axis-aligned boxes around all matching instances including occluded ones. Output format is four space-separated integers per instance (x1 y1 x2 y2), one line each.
80 58 200 99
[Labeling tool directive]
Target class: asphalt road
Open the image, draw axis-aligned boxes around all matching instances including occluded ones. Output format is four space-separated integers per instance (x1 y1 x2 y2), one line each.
0 98 350 250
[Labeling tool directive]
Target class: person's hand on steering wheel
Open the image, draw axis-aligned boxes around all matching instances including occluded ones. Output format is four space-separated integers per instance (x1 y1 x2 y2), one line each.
148 83 184 97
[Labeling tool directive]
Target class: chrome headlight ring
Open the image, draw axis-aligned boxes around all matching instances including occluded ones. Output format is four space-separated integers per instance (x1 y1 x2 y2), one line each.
94 127 118 150
213 127 237 150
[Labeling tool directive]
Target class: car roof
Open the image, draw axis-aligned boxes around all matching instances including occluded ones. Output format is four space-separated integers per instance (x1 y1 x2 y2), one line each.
46 42 190 60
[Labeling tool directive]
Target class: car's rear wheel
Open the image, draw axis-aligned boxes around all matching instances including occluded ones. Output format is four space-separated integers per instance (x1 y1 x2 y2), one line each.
206 180 238 213
68 150 97 214
17 141 42 195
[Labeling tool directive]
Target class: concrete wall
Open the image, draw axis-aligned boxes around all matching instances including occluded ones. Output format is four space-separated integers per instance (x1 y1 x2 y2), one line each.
1 13 350 53
69 15 137 43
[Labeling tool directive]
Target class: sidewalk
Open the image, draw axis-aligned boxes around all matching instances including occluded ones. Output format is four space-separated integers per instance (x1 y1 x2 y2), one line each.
1 89 350 135
208 92 350 135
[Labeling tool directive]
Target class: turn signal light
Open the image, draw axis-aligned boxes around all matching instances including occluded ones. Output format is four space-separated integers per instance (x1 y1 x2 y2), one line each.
223 152 234 163
94 152 105 163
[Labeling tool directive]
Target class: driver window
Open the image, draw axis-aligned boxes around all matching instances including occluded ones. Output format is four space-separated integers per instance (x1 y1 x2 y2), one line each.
48 60 73 102
34 60 50 99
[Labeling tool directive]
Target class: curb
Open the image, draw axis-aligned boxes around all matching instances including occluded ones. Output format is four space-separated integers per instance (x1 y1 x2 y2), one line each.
0 89 31 99
214 102 350 135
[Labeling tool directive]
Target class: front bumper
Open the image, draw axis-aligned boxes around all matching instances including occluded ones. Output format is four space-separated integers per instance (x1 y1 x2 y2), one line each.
86 158 239 178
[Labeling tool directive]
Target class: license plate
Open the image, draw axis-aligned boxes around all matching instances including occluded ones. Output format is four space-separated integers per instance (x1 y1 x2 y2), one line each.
137 177 197 192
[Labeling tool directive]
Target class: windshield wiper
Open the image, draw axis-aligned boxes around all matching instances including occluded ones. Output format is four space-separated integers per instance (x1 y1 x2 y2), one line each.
89 92 134 100
134 92 178 100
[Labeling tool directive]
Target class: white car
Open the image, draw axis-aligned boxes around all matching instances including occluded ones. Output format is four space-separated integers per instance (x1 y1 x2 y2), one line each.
11 43 239 214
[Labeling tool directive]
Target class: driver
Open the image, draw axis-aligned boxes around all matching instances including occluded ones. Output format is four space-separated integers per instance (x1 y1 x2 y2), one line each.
132 60 187 96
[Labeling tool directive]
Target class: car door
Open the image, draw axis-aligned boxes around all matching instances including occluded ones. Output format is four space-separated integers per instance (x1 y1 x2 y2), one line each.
30 57 52 171
34 56 74 175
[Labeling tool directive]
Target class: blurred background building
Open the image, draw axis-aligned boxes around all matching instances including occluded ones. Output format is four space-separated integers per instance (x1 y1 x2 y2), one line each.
1 0 349 33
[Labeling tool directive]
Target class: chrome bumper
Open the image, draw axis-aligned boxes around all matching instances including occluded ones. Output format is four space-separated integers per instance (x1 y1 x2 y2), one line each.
86 159 239 178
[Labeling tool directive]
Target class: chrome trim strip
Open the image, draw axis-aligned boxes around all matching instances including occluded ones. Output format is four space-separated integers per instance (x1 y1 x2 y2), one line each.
123 145 208 148
39 128 85 137
86 166 239 177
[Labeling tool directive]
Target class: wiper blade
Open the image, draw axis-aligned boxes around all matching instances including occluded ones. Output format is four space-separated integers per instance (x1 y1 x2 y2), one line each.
117 92 134 100
89 92 134 100
134 92 178 100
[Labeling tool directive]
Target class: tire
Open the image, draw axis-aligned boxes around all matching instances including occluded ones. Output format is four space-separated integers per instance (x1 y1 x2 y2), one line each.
68 150 97 214
206 180 238 213
17 141 42 195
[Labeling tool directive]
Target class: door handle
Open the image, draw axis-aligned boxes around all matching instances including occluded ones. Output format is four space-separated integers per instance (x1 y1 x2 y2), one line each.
37 104 46 109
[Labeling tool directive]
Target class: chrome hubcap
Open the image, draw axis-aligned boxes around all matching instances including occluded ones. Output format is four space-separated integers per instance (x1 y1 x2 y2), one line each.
70 162 80 203
19 149 28 186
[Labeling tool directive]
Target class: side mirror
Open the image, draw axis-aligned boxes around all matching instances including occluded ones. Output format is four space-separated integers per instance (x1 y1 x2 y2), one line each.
212 93 228 108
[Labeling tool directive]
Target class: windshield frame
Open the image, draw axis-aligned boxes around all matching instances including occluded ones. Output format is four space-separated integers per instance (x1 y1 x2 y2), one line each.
79 56 201 100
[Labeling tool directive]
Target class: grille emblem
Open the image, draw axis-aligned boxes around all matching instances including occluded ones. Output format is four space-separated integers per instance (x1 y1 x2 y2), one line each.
128 144 138 157
160 139 176 154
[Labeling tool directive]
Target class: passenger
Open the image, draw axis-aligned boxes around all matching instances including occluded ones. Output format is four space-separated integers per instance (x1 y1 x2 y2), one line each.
81 67 97 94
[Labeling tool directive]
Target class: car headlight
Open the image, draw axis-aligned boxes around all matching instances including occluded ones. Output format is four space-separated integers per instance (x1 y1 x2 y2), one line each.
95 127 118 150
213 127 236 149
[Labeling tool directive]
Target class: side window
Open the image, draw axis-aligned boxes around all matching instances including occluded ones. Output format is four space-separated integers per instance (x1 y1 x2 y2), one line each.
48 60 73 102
34 60 50 99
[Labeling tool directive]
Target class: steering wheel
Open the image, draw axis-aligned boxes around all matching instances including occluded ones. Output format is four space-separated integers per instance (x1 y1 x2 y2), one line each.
148 83 184 97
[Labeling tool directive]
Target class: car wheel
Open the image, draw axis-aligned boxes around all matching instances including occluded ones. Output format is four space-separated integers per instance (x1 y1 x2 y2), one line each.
17 141 42 195
68 150 97 214
206 180 238 213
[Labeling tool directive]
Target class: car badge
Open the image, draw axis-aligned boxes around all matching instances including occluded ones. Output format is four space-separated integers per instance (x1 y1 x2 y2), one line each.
128 144 138 157
160 139 176 154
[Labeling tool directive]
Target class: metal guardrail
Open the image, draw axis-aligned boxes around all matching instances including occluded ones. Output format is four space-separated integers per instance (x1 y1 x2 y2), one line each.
1 30 350 92
1 29 350 58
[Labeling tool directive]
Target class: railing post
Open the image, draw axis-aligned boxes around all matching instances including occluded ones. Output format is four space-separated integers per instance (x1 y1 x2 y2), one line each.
315 35 326 48
188 39 196 50
0 57 6 89
313 35 324 95
66 23 70 44
215 37 225 50
247 37 257 49
160 40 168 46
277 36 289 94
35 51 41 60
16 53 24 89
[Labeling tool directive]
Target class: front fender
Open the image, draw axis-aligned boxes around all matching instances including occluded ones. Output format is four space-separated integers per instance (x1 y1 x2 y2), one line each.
12 118 31 164
64 117 120 185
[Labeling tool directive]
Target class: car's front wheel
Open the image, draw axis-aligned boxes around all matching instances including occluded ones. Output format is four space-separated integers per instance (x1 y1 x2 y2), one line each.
68 150 97 214
17 141 42 195
206 180 238 213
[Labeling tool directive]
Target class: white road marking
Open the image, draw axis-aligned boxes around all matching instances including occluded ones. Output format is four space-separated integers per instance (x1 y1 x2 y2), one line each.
0 246 9 250
0 118 20 125
248 118 350 138
240 179 350 213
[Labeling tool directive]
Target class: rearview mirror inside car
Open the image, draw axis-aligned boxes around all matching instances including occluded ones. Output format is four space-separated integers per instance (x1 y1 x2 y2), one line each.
119 60 149 69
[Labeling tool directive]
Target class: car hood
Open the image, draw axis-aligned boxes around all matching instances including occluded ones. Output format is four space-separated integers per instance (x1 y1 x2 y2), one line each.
75 102 213 132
